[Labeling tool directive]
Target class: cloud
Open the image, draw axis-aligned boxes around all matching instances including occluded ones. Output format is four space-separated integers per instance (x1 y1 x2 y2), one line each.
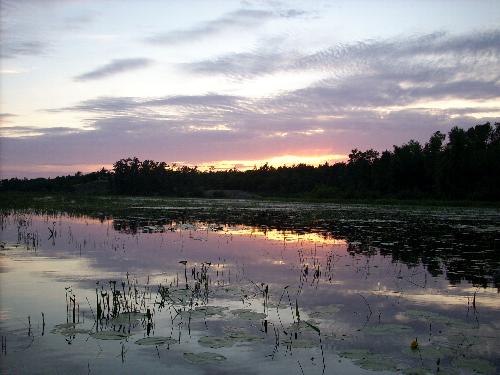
74 58 152 81
182 50 299 79
0 125 89 138
146 8 304 45
181 29 500 80
4 27 499 177
61 13 94 31
0 40 45 59
0 113 17 123
50 96 142 113
1 109 490 180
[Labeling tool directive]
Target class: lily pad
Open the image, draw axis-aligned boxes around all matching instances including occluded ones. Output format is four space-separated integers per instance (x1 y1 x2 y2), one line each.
199 336 235 348
403 310 470 328
198 327 263 349
402 368 432 375
307 304 343 319
356 357 398 372
453 358 497 374
110 312 145 324
91 330 130 340
340 349 372 360
287 320 321 333
403 344 452 360
447 334 482 347
282 337 317 348
0 243 24 251
135 336 177 346
51 323 90 336
178 306 225 320
194 305 228 316
364 323 412 335
231 309 266 320
340 349 398 372
223 327 262 342
183 352 227 365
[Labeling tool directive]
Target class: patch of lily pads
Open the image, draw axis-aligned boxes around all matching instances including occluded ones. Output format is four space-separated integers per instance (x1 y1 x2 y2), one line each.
183 352 227 365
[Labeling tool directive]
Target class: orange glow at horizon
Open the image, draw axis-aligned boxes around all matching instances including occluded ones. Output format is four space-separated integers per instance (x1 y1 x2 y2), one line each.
190 153 348 171
1 154 348 178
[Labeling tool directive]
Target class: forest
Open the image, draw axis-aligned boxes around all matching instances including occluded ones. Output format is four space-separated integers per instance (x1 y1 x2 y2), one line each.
2 122 499 201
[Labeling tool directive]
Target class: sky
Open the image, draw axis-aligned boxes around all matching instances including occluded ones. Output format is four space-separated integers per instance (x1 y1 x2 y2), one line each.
1 0 499 178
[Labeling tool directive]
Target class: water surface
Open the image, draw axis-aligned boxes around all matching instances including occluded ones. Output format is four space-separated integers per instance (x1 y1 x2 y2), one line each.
1 199 499 374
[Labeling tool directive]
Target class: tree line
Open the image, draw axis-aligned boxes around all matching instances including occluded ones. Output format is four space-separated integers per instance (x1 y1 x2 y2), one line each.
2 122 499 200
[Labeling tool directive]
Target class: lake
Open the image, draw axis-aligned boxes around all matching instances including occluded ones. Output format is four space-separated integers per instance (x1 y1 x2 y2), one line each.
1 197 499 374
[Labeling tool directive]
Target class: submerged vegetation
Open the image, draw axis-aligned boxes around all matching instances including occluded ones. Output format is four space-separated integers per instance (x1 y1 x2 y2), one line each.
1 122 500 201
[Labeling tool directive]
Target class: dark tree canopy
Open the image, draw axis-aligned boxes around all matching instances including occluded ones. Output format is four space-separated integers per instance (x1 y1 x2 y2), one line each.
2 122 499 201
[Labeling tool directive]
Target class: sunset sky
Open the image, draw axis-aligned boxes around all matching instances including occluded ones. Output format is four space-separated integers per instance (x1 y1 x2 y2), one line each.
1 0 499 178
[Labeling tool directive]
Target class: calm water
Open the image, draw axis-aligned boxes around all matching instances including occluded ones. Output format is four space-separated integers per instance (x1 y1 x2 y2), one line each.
1 199 499 374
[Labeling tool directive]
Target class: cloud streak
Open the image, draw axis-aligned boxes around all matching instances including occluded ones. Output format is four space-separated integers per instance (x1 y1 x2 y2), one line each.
146 8 305 45
74 58 152 81
0 40 45 59
182 29 500 80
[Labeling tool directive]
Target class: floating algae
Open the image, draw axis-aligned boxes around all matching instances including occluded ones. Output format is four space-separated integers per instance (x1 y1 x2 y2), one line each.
135 336 177 346
230 309 266 320
91 330 131 340
183 352 227 365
